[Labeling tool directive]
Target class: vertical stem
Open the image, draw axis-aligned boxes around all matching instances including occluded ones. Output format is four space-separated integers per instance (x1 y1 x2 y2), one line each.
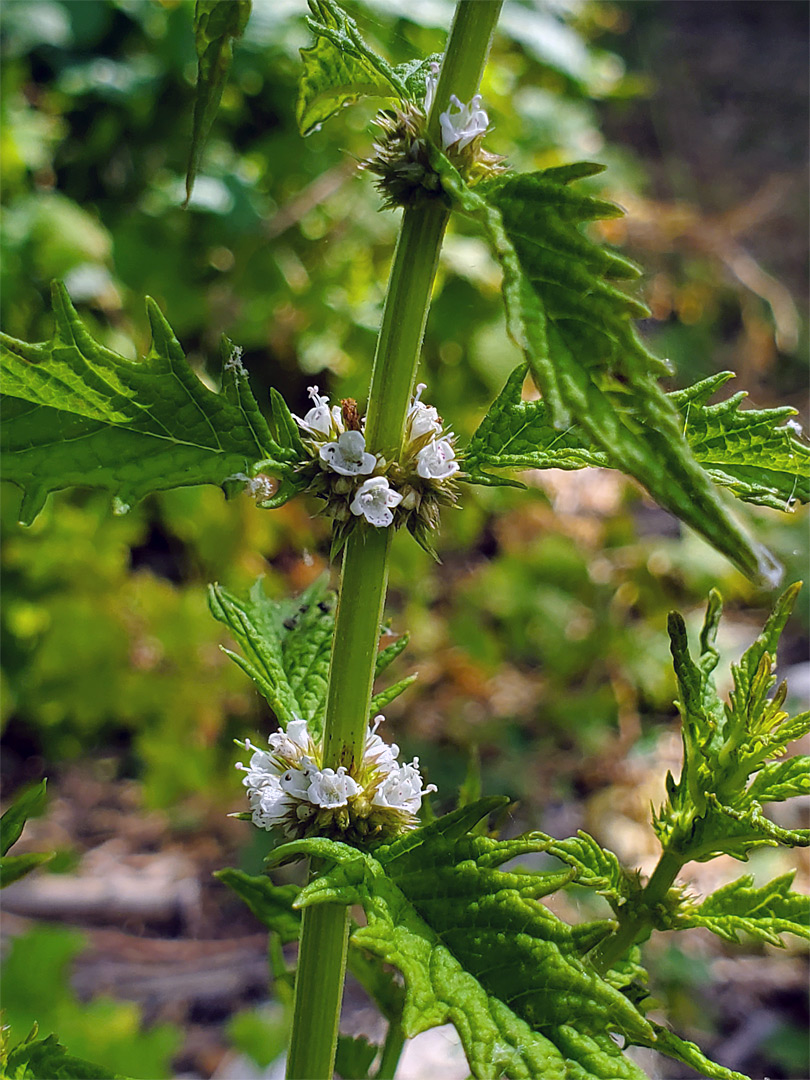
590 849 684 974
286 5 503 1077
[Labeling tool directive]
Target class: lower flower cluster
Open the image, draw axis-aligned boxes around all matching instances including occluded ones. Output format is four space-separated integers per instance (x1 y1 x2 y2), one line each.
236 715 436 841
293 382 460 553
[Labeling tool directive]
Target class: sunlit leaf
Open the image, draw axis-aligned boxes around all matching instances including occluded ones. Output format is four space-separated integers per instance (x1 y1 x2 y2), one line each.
0 283 303 524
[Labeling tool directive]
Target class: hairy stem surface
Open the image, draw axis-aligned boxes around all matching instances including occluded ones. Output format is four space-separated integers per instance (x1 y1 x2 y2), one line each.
286 4 503 1077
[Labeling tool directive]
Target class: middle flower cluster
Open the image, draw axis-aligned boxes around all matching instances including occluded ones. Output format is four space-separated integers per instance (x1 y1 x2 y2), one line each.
293 383 459 550
236 715 436 841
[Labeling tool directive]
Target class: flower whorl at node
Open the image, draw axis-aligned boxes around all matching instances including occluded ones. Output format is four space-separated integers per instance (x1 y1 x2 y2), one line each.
235 715 436 841
363 62 505 210
290 382 460 553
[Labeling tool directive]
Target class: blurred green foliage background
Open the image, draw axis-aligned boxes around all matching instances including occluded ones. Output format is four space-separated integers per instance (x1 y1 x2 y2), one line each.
1 2 807 1076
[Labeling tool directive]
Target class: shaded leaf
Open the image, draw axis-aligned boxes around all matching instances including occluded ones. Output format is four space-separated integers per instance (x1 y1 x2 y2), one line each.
0 284 303 524
464 367 810 513
334 1034 378 1080
214 868 301 944
210 576 414 738
435 151 782 585
185 0 252 205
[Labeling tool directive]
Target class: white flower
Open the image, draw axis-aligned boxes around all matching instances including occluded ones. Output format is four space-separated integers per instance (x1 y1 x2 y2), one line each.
424 61 441 113
372 758 437 815
416 436 459 480
350 476 403 528
319 430 377 476
439 93 489 151
307 766 360 808
406 383 443 440
365 714 400 771
294 386 344 438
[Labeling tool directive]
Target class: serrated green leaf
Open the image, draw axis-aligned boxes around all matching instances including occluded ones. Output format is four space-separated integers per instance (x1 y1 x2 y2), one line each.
464 366 810 513
334 1034 378 1080
1 779 47 856
538 830 629 906
374 632 410 678
640 1024 748 1080
4 1032 128 1080
297 0 409 136
435 151 783 585
269 798 653 1080
0 283 304 524
746 755 810 803
681 872 809 946
214 868 301 944
185 0 251 205
209 576 412 738
0 852 54 889
655 585 809 863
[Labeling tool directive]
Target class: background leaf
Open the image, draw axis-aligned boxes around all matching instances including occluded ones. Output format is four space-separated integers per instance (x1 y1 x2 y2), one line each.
185 0 252 205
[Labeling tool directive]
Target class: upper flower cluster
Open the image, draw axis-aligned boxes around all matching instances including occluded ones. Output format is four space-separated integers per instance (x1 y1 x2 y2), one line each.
291 382 459 543
363 63 504 210
236 715 436 841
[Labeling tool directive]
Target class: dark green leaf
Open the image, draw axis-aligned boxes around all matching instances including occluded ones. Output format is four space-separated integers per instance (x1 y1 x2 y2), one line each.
464 367 810 512
185 0 252 205
1 780 47 856
334 1034 378 1080
210 576 413 737
0 284 303 524
436 151 783 585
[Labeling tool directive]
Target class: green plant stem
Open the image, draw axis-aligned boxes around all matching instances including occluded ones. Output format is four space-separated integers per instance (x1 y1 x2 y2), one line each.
286 5 503 1077
375 1021 406 1080
590 849 684 974
286 902 350 1079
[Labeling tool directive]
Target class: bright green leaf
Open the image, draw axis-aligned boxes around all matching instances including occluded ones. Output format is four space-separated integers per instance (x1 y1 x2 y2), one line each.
655 584 810 862
3 1032 129 1080
681 872 810 946
641 1024 748 1080
297 0 433 136
0 852 53 889
268 798 653 1080
185 0 252 205
1 779 47 856
0 283 304 524
538 830 629 906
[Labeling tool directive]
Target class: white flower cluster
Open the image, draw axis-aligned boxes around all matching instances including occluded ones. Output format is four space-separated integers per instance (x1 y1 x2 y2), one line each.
292 383 458 530
424 62 491 152
236 715 436 839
